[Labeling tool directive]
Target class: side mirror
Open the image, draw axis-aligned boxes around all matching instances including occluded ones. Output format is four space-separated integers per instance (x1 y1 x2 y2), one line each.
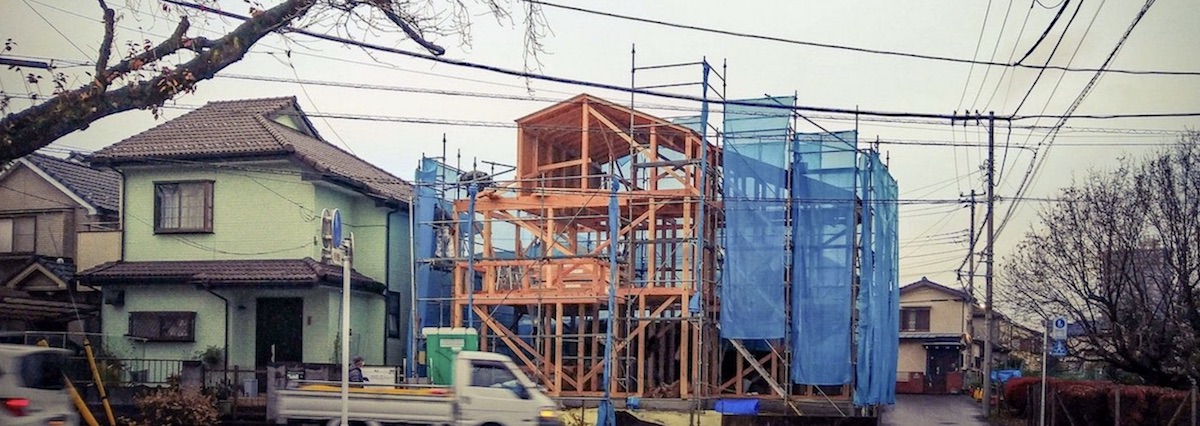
512 384 531 400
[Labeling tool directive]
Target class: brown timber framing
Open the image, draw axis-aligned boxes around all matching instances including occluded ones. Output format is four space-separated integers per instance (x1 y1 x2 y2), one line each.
450 94 720 399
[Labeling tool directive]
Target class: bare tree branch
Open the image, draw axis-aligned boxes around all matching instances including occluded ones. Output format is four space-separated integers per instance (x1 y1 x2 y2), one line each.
94 0 116 90
0 0 544 161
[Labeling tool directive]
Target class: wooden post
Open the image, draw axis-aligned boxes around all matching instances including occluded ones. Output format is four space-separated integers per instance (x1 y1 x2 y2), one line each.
1114 385 1120 426
637 295 646 395
554 303 564 394
1191 382 1196 426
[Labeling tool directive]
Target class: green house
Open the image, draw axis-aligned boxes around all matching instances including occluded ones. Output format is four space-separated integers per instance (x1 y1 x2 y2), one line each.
81 98 414 371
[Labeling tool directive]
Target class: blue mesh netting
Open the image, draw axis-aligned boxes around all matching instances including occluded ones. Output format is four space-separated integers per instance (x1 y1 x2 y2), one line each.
854 151 899 405
790 131 858 385
719 97 794 339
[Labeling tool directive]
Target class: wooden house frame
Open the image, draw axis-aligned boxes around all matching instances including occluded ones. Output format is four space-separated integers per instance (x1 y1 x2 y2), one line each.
448 94 721 398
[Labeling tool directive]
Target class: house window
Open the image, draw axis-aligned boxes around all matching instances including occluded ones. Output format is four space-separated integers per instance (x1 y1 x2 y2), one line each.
0 216 36 253
900 307 931 332
128 311 196 342
387 292 401 338
155 181 213 233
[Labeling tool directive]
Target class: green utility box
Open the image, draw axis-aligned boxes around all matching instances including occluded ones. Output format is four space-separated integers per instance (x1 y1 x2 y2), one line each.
423 327 479 385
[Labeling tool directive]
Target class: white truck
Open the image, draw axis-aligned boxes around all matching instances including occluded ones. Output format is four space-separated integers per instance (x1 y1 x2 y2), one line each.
273 351 560 426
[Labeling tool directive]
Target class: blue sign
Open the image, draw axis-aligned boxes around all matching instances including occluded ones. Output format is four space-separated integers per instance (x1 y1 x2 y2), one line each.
331 209 343 245
1049 339 1068 357
1052 316 1068 340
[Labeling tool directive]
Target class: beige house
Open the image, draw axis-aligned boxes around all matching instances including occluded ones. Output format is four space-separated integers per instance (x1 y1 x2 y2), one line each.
0 153 122 334
896 277 973 394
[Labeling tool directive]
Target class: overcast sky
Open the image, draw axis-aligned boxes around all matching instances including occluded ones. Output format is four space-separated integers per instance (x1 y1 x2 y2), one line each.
3 0 1198 296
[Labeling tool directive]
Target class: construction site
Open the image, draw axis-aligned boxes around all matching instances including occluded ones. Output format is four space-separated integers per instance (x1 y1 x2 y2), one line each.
409 60 900 420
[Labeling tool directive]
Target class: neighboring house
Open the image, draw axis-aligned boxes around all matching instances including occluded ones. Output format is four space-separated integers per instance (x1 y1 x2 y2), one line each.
896 277 973 394
970 311 1042 374
0 153 121 333
80 97 414 371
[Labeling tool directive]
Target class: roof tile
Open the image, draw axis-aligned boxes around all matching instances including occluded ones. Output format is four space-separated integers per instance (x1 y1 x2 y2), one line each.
23 154 121 212
79 258 384 293
93 97 411 202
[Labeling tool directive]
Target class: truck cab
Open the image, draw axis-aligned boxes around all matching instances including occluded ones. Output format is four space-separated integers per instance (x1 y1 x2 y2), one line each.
454 351 559 426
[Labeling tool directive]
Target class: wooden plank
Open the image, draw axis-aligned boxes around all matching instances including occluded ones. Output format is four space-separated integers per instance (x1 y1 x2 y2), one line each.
680 314 690 398
555 303 564 393
728 339 802 415
577 296 677 387
637 294 646 395
581 103 591 189
587 108 691 188
473 306 557 391
536 159 586 173
576 304 586 392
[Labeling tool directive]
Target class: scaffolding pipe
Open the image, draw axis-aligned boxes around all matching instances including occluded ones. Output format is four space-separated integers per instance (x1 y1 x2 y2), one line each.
693 60 712 420
467 182 479 327
598 175 620 426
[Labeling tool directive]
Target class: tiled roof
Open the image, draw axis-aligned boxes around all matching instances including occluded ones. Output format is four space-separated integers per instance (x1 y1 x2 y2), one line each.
78 258 385 293
23 154 121 213
0 255 75 288
900 276 972 300
92 97 412 203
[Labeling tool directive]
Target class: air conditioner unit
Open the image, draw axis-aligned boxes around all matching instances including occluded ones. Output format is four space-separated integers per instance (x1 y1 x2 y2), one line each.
104 290 125 307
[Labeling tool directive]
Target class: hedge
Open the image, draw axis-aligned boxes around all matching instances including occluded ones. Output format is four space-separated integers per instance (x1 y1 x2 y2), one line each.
1003 378 1194 426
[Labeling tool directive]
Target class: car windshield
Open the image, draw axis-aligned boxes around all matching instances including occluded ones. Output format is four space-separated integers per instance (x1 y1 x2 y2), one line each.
19 351 66 390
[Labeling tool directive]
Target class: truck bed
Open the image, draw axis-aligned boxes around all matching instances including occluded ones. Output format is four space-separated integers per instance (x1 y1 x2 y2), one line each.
275 384 455 424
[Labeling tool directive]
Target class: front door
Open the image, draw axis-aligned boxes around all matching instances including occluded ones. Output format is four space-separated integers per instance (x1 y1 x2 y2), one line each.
925 346 958 394
256 298 303 367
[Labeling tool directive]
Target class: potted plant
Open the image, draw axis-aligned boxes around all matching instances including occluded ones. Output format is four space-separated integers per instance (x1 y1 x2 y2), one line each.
202 378 235 415
196 346 224 370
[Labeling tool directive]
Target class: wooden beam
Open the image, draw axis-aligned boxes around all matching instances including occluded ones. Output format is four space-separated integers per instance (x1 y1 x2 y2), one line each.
586 107 691 188
728 339 801 414
555 302 564 393
577 296 677 387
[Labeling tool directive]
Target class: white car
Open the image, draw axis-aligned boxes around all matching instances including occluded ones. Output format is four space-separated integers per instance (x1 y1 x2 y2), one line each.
0 344 79 426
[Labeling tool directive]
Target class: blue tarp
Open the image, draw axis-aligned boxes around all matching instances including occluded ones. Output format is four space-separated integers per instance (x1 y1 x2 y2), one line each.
719 96 793 339
854 151 900 405
714 399 761 415
790 131 858 386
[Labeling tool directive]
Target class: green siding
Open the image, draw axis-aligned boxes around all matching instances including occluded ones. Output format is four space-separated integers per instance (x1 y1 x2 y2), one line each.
101 285 387 367
123 162 319 262
100 284 227 362
111 159 406 367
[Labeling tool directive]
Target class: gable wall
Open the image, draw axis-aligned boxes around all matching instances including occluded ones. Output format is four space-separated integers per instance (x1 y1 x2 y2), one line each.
0 165 79 258
899 286 969 335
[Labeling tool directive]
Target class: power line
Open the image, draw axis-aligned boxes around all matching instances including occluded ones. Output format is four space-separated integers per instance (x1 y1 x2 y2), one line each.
21 0 92 60
525 0 1200 77
956 0 995 111
161 0 1005 121
968 0 1016 112
997 0 1159 236
1011 0 1086 115
1014 0 1072 66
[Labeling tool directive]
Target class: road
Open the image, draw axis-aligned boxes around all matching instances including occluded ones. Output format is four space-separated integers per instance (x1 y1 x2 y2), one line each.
881 394 988 426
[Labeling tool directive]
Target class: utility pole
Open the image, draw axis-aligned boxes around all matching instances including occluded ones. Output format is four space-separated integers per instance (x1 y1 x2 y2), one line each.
964 190 977 367
966 190 976 302
982 112 996 418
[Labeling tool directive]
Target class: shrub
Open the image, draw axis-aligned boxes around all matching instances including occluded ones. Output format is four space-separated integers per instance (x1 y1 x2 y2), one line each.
1005 378 1193 426
127 386 218 426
